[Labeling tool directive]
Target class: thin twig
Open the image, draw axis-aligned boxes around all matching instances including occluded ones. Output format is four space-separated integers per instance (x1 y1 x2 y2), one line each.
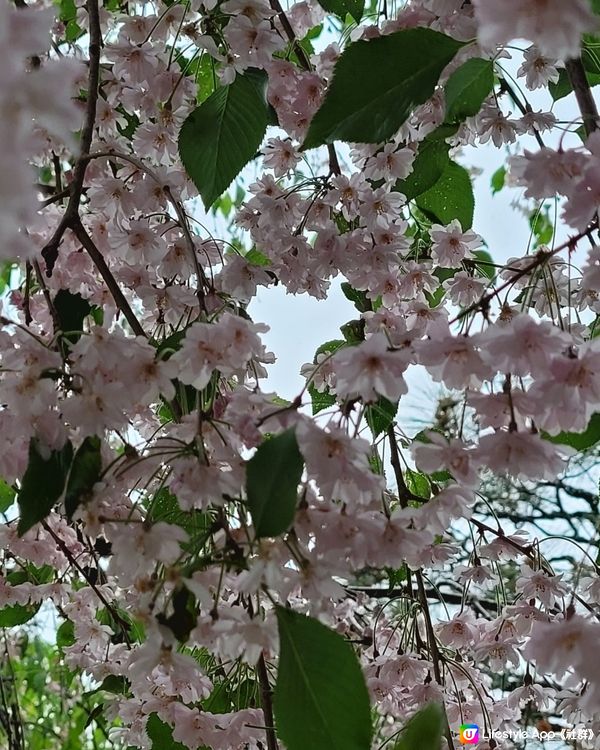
415 571 456 750
42 520 132 646
84 149 208 311
449 226 594 325
42 0 102 275
386 424 454 749
269 0 341 176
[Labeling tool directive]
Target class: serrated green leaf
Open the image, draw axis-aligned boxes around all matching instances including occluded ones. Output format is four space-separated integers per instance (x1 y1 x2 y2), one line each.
246 429 304 537
274 606 372 750
315 339 346 359
490 166 506 195
146 714 187 750
529 207 554 246
17 439 73 536
395 136 451 201
54 289 92 343
245 247 271 266
309 384 337 415
340 319 365 344
341 282 370 313
0 601 41 627
179 69 269 209
366 397 398 438
392 703 444 750
416 160 475 230
0 479 15 513
56 619 75 649
582 34 600 74
445 57 494 123
405 468 431 500
470 249 495 280
543 413 600 451
303 29 463 148
65 436 102 519
549 67 600 101
316 0 364 23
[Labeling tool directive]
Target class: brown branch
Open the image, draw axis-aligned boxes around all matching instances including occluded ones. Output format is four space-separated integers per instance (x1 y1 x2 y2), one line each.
38 187 71 209
565 57 599 136
386 425 454 748
415 570 455 750
85 149 208 312
42 520 132 646
256 654 279 750
70 218 146 338
449 226 594 324
498 77 545 149
386 425 421 507
470 518 600 621
42 0 102 275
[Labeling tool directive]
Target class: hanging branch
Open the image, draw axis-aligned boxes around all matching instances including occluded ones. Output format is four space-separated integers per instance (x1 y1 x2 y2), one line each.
41 0 102 276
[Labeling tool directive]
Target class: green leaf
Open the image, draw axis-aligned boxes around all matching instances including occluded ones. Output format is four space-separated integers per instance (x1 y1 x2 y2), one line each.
245 247 272 266
315 339 347 358
146 714 187 750
543 413 600 451
529 207 553 246
307 340 346 415
340 319 365 344
274 606 372 750
309 384 337 415
156 585 197 642
341 282 370 313
582 34 600 74
17 439 73 536
179 69 269 209
246 429 304 537
65 436 102 520
392 703 444 750
490 166 506 195
149 489 210 544
395 135 451 201
470 249 495 280
54 289 92 342
444 58 494 123
0 601 41 627
56 619 75 649
0 479 15 513
366 397 398 438
415 160 475 230
315 0 364 23
303 28 463 148
549 67 600 101
405 468 431 500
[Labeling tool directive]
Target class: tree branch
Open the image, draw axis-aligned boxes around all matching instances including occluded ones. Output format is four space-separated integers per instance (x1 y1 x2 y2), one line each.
42 0 102 275
565 57 599 136
256 653 279 750
70 218 147 338
85 149 208 312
